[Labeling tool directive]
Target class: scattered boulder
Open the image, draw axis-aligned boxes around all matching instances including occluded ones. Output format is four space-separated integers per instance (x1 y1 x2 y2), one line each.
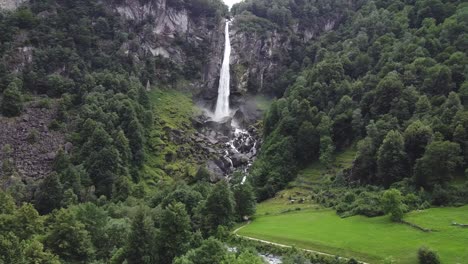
231 153 249 167
205 160 225 182
203 117 232 137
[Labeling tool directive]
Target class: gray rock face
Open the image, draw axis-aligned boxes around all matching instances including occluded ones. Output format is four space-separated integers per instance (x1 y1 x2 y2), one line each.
106 0 225 96
0 0 27 11
0 101 66 181
229 13 347 96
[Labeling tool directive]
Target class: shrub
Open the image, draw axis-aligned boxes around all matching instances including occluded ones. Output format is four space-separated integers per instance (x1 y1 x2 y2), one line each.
1 82 23 117
26 129 39 144
418 247 440 264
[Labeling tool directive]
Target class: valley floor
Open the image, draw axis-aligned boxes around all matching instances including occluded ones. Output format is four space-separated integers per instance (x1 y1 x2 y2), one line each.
237 205 468 263
238 149 468 263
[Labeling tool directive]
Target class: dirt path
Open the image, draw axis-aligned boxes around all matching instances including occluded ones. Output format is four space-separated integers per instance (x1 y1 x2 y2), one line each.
233 222 370 264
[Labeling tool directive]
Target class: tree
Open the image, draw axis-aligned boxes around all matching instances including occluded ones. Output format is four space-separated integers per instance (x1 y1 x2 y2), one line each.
414 140 464 188
381 189 407 222
74 203 109 259
377 130 408 187
418 247 441 264
35 173 64 214
233 182 256 220
203 181 235 232
22 240 61 264
318 116 335 168
159 203 192 263
296 121 319 164
0 232 24 263
1 81 23 117
319 136 335 168
415 95 432 115
13 203 43 240
404 121 433 165
44 209 95 262
124 207 157 264
372 72 404 115
173 237 227 264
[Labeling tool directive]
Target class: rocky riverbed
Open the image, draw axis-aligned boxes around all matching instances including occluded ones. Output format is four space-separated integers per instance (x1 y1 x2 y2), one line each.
191 114 261 181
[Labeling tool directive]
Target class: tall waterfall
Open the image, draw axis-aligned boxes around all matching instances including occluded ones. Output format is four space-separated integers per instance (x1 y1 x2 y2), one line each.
214 20 231 120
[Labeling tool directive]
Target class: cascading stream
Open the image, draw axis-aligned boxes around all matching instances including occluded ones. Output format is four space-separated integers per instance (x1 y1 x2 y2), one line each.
214 20 231 120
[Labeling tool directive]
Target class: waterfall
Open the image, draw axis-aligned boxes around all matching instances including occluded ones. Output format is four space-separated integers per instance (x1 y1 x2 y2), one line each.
214 20 231 121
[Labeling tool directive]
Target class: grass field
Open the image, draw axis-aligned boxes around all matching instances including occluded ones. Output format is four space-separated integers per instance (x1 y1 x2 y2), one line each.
240 205 468 263
255 148 357 216
244 147 468 263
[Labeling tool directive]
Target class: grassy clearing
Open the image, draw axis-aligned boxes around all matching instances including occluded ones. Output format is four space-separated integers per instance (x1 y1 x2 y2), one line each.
293 146 357 188
255 187 322 216
239 206 468 264
256 148 358 216
142 89 201 184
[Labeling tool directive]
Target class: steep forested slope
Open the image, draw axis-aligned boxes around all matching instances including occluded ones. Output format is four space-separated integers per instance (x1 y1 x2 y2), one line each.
249 0 468 204
0 1 264 263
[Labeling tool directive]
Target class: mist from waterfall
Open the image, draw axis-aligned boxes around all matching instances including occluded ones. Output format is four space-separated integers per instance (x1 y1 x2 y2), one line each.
214 20 231 121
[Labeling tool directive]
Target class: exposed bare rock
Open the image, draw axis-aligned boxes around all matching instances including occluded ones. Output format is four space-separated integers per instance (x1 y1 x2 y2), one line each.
0 0 27 11
106 0 225 96
0 101 66 181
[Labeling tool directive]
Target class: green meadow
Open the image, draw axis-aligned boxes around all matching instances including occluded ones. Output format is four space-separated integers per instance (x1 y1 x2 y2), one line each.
238 206 468 263
241 148 468 263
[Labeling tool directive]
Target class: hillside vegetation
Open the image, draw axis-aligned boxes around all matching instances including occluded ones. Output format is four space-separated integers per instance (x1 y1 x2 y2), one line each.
246 0 468 210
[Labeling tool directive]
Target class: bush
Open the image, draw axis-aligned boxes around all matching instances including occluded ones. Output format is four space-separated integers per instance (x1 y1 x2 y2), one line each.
26 129 39 144
418 247 441 264
1 82 23 117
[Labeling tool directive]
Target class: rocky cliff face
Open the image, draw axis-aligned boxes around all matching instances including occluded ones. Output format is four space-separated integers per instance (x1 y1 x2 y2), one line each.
106 0 225 97
229 12 347 98
0 0 27 10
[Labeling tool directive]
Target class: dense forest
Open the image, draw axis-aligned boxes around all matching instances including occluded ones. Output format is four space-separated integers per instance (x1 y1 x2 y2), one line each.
248 0 468 213
0 0 265 263
0 0 467 263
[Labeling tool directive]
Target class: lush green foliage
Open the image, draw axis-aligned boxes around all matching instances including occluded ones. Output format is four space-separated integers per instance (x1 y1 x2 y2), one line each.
250 0 468 203
418 247 441 264
381 189 407 222
1 79 23 116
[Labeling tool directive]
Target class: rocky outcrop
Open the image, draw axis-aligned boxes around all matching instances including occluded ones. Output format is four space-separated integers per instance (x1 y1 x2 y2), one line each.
0 0 27 10
0 101 66 182
229 12 348 97
106 0 225 96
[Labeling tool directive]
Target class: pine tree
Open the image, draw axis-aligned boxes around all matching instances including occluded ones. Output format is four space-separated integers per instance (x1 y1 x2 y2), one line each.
203 181 235 232
44 209 95 262
125 207 157 264
35 173 64 214
233 181 256 220
1 82 23 117
159 203 192 263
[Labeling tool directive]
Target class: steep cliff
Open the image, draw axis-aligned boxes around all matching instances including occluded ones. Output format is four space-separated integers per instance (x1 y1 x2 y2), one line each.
228 0 356 98
106 0 226 97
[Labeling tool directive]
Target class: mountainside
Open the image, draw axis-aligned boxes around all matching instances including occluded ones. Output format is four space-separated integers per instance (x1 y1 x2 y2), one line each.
0 0 467 263
250 0 468 203
229 0 357 97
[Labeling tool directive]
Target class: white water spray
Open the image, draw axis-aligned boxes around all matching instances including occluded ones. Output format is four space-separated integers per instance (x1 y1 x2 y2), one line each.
214 20 231 120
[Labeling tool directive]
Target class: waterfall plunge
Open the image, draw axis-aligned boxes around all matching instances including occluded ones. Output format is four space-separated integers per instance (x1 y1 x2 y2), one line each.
214 20 231 121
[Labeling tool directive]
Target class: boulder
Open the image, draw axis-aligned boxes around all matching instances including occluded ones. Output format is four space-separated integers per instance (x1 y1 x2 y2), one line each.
205 160 224 182
203 117 232 137
233 109 247 127
231 153 249 167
